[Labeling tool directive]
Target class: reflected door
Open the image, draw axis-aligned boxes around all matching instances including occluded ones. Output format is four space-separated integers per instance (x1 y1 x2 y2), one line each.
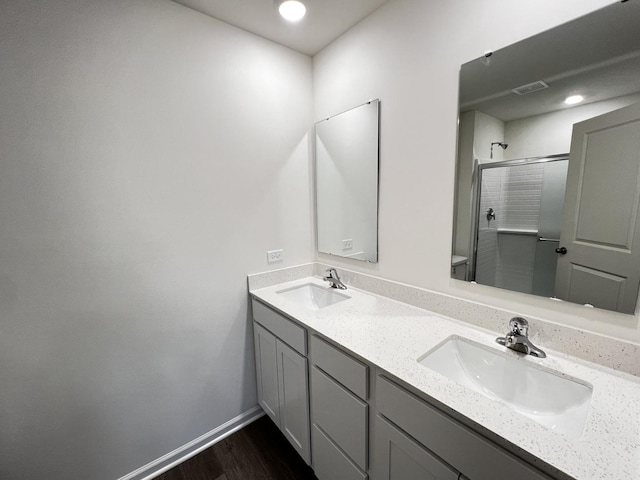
555 102 640 313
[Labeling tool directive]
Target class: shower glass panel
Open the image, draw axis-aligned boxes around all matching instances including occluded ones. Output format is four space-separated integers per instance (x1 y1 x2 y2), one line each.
472 156 568 296
533 160 569 296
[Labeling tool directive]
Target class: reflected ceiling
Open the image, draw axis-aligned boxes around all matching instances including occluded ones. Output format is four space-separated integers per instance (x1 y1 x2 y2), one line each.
460 1 640 121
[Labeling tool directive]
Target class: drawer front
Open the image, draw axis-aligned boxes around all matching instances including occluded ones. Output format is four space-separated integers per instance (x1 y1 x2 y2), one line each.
252 299 306 355
311 366 368 470
376 376 553 480
312 425 367 480
311 335 368 400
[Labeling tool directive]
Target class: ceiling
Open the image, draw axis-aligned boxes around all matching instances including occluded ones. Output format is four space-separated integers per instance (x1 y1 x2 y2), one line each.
172 0 388 56
459 0 640 122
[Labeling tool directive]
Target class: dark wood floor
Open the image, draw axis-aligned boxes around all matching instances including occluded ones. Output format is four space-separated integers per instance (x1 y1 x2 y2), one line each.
156 415 318 480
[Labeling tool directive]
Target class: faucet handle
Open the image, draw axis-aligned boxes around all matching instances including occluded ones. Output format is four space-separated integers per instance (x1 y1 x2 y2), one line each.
509 317 529 336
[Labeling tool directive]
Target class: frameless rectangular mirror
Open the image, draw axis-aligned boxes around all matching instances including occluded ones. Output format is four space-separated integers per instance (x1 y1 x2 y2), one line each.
316 99 380 263
452 1 640 314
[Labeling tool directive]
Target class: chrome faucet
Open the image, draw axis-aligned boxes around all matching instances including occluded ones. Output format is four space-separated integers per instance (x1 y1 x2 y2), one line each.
496 317 546 358
323 268 347 290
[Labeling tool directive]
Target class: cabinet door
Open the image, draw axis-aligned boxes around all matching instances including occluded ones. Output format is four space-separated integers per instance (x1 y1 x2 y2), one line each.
374 415 459 480
277 339 311 465
254 322 280 425
312 425 368 480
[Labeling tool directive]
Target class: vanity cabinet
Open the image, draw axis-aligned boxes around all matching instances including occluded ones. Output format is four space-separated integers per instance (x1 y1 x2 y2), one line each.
252 300 311 465
310 335 370 480
373 375 554 480
250 293 559 480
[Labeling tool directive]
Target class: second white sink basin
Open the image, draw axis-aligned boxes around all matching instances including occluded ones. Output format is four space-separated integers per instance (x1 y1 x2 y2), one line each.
418 336 593 439
276 283 350 310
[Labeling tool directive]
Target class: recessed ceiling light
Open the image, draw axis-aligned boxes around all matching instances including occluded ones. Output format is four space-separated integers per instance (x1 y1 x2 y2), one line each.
565 95 584 105
277 0 306 22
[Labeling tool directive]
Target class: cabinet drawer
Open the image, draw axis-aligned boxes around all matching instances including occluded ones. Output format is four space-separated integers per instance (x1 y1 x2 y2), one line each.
252 299 306 355
312 425 367 480
311 366 368 470
376 376 553 480
311 335 368 400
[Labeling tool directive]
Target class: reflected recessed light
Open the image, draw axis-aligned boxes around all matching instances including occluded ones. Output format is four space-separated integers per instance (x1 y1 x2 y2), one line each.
565 95 584 105
277 0 306 22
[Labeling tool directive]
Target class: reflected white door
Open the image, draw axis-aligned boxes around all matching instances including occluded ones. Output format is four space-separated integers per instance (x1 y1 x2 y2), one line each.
555 102 640 313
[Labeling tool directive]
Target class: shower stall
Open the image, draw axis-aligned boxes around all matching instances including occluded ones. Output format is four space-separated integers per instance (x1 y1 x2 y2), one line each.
469 154 569 297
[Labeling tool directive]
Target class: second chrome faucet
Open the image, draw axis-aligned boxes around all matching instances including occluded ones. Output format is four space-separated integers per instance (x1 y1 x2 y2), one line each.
496 317 546 358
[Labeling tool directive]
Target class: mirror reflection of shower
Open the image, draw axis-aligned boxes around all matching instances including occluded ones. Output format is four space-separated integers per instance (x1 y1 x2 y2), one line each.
490 141 508 159
471 154 569 297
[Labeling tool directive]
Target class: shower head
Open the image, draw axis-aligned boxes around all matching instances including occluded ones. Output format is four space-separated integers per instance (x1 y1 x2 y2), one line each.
490 141 508 159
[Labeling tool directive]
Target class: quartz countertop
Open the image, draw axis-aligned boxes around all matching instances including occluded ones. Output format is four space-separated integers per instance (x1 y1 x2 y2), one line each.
250 276 640 480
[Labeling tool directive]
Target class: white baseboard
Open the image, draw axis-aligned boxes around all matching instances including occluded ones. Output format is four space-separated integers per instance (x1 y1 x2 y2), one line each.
117 406 265 480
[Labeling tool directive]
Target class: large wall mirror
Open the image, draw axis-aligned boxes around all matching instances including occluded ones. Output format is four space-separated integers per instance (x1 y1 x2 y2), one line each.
452 1 640 314
316 99 380 263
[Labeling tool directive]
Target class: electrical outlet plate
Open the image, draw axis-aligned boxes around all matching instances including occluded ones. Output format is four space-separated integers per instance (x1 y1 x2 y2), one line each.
267 249 283 263
342 239 353 250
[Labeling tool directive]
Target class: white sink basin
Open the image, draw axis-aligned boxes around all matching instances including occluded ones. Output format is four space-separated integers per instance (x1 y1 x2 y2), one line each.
276 283 350 310
418 336 592 439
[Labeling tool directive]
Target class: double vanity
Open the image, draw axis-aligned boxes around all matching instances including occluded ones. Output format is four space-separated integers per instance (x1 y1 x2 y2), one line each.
249 266 640 480
248 3 640 478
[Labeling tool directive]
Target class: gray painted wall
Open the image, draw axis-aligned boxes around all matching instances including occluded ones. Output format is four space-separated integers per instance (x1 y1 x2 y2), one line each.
0 1 313 478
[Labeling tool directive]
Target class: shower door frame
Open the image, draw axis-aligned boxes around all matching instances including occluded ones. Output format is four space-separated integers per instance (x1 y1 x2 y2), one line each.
469 153 569 283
